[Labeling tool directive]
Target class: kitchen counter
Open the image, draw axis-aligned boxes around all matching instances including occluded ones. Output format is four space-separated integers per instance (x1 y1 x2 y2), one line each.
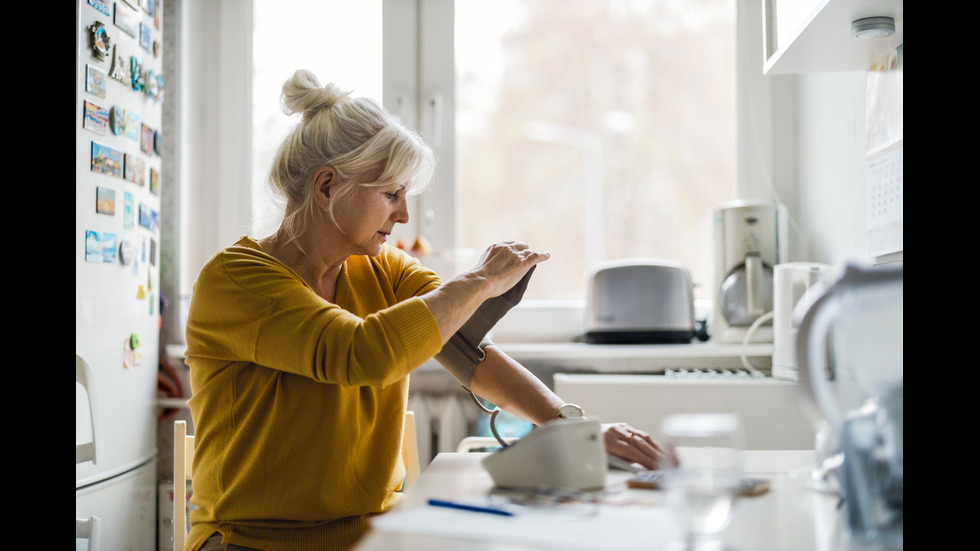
411 341 774 393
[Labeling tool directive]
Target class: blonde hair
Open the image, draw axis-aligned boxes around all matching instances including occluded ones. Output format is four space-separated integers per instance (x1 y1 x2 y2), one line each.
268 69 435 246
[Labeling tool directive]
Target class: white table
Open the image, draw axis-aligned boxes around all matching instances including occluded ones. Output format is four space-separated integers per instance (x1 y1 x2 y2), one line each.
356 450 898 551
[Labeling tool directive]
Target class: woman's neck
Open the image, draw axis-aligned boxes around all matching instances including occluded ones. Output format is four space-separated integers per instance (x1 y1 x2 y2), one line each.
259 230 346 301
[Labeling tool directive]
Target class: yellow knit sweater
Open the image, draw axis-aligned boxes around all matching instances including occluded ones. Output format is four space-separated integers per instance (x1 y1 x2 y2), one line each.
183 236 444 551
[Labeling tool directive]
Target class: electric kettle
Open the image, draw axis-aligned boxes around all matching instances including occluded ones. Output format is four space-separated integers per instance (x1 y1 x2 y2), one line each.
794 262 903 546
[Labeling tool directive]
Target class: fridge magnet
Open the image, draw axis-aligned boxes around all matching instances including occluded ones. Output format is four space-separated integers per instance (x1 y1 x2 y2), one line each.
130 56 146 92
153 129 162 155
139 203 160 232
88 21 112 61
113 2 139 38
88 0 111 17
153 39 161 58
125 110 140 140
139 22 152 52
83 100 109 135
84 230 117 263
109 105 125 135
123 333 142 369
96 186 116 215
150 167 160 195
150 237 157 266
124 153 146 186
146 69 160 101
85 64 107 98
118 238 135 266
90 142 123 177
124 192 134 229
123 0 140 10
108 45 129 84
144 0 156 16
141 124 154 155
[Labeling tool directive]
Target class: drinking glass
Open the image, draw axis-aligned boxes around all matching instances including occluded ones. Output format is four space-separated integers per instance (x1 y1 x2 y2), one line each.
660 414 745 551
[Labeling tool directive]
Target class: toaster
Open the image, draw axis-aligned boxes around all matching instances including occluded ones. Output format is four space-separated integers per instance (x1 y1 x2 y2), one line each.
584 259 696 344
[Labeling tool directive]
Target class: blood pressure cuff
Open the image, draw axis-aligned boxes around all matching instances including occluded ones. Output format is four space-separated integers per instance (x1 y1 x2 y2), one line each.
433 266 536 389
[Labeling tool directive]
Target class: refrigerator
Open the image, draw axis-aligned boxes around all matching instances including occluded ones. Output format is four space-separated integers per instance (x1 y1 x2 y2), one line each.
76 0 164 549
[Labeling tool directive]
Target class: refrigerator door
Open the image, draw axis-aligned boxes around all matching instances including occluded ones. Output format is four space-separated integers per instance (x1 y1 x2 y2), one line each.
75 0 162 489
76 459 158 551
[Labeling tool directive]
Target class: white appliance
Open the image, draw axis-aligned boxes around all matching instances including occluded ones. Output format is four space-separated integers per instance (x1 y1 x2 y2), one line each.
482 419 608 491
76 0 163 548
771 262 829 381
710 200 787 343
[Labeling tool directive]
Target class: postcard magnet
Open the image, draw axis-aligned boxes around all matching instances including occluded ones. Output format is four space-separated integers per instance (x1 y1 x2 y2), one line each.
114 2 139 38
150 168 159 195
124 153 146 186
88 21 112 61
88 0 111 17
130 56 145 91
83 100 109 135
85 230 117 263
110 105 125 135
85 64 107 98
125 110 140 140
141 124 154 155
91 142 123 177
124 192 134 229
139 204 160 232
154 129 162 155
96 186 116 215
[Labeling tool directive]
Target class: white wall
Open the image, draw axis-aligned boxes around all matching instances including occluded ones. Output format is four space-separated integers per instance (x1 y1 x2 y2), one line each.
795 72 873 265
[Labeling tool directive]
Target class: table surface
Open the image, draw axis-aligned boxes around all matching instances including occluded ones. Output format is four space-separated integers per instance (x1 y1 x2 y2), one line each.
356 450 899 551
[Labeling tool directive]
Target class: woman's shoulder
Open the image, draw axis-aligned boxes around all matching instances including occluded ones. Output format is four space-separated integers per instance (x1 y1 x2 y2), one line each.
197 236 295 286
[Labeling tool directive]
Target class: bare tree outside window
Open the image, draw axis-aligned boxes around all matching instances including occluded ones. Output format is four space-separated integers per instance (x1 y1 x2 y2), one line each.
456 0 736 299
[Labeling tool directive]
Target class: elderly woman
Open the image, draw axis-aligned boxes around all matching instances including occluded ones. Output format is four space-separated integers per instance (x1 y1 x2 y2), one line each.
183 69 664 551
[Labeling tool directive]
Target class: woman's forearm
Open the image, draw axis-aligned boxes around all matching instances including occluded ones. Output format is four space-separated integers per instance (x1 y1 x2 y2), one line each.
468 345 564 426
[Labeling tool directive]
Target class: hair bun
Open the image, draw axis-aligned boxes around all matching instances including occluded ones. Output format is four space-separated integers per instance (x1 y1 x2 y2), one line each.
280 69 351 118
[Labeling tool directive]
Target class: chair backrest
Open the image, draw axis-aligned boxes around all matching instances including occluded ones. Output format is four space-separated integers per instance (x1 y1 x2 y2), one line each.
401 411 420 488
174 420 194 551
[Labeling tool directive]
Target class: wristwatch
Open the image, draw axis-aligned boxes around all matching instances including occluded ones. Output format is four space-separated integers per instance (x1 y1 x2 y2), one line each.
557 403 585 419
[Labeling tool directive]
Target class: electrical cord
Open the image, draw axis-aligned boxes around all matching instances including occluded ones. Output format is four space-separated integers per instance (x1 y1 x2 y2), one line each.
739 310 773 375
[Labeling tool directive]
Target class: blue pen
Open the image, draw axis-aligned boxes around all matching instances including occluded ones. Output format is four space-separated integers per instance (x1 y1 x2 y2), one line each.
427 498 515 517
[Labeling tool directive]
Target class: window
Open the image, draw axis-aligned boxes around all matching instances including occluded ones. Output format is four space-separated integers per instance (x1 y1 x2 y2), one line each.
453 0 736 300
248 0 736 303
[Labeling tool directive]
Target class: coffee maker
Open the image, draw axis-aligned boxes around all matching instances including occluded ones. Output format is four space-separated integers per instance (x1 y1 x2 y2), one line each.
710 200 785 343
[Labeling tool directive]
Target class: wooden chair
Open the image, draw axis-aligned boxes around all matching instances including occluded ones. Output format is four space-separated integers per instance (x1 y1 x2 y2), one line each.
173 411 421 548
173 420 194 551
401 411 420 488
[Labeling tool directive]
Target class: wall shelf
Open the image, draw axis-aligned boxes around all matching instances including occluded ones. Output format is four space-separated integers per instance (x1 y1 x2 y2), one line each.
763 0 903 75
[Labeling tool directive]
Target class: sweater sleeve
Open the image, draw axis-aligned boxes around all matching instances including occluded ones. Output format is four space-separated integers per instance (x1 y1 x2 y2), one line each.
185 243 443 387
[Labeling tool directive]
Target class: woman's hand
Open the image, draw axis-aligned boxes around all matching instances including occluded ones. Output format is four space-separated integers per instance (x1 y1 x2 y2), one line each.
422 241 549 344
602 423 670 470
469 241 550 298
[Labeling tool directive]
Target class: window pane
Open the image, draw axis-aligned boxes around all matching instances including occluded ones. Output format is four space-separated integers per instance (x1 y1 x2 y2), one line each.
456 0 736 299
252 0 383 237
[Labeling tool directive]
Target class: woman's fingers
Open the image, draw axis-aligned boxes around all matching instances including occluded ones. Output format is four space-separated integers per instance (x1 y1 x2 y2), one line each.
475 242 550 296
604 423 668 470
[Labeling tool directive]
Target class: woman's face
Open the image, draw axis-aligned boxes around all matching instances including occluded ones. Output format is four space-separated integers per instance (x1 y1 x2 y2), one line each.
331 181 411 256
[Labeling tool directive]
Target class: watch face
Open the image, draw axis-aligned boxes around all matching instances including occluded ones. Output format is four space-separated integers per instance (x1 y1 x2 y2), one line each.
559 404 584 418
